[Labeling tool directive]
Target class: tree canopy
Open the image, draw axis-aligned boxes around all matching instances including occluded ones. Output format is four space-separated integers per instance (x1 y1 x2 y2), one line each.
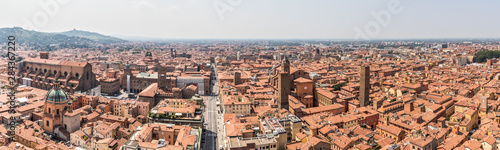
473 50 500 63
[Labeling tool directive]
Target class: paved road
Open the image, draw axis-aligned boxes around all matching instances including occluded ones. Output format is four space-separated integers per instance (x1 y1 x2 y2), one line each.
212 64 226 150
203 95 218 150
203 63 220 150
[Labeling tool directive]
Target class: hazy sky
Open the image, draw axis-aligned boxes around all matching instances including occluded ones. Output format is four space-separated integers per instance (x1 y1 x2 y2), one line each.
1 0 500 39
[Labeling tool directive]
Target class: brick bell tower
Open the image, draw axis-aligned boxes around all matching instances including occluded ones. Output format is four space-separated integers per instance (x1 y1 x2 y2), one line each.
278 56 290 111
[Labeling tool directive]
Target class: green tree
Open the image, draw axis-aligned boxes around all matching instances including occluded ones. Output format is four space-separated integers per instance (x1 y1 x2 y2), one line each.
332 83 344 91
473 50 500 63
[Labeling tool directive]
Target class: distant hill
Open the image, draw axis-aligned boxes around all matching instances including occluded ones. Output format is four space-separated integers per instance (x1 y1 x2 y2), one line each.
59 29 127 43
0 27 126 51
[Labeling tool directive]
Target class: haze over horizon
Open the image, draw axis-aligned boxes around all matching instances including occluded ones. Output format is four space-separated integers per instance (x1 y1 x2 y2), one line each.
1 0 500 39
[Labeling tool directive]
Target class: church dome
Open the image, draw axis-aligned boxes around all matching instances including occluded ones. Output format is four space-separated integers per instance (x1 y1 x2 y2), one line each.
45 82 69 103
46 88 68 102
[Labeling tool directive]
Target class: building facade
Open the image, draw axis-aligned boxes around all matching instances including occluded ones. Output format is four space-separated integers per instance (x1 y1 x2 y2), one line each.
18 57 98 93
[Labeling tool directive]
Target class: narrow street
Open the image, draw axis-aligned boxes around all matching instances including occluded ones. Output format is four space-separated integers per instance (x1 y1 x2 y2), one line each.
202 63 222 150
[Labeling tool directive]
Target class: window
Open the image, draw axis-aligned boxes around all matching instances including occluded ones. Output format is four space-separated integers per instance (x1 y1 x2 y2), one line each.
64 72 68 76
57 109 59 115
75 73 79 78
48 108 51 113
54 70 57 75
46 121 49 126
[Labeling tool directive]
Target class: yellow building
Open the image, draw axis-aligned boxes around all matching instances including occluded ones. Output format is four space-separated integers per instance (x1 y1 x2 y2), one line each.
460 109 478 132
449 108 478 132
92 138 117 150
454 99 479 114
113 99 150 118
316 88 336 106
223 96 251 115
377 124 405 142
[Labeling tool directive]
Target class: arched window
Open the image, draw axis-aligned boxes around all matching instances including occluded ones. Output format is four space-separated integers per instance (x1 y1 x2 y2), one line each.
56 109 59 115
26 66 30 70
48 108 51 113
44 69 47 73
75 73 79 78
64 72 68 76
35 68 38 71
46 121 49 126
54 70 57 75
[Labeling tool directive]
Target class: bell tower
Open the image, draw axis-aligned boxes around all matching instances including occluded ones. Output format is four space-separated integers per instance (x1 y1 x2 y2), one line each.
278 57 291 111
158 65 169 90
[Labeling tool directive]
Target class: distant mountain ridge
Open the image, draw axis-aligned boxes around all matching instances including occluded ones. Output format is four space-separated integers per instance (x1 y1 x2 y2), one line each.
58 29 127 43
0 27 126 51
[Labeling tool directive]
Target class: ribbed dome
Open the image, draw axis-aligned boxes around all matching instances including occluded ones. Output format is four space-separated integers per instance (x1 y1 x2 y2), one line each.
45 88 68 102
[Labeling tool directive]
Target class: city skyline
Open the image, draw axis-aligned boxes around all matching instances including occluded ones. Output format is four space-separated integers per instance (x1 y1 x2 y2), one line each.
2 1 500 150
1 0 500 39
